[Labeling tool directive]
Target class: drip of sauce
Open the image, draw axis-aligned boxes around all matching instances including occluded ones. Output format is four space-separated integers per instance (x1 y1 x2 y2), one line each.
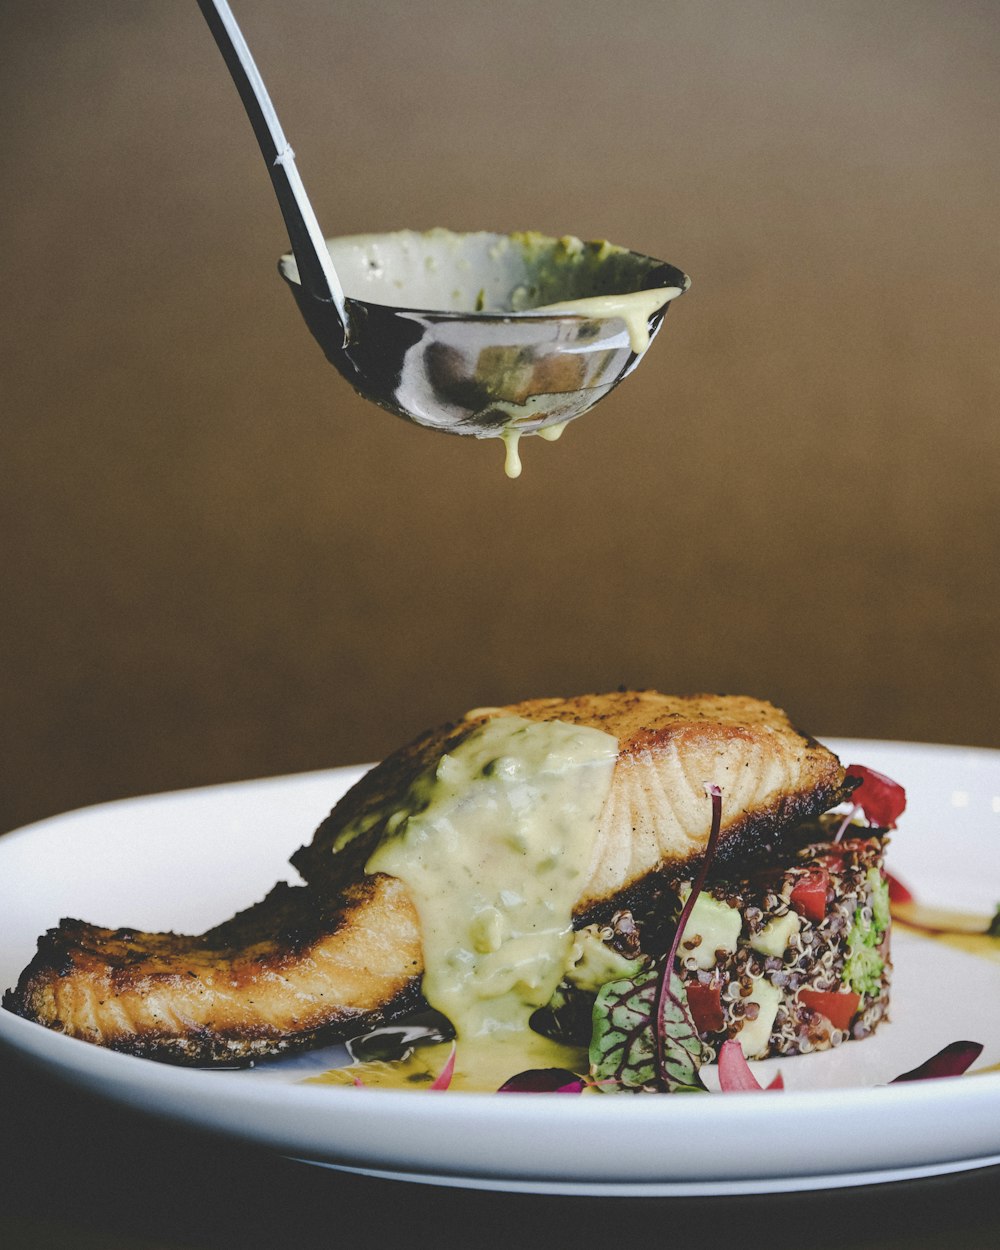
536 421 567 442
501 427 523 479
492 284 678 478
346 716 618 1089
498 419 567 478
534 287 684 354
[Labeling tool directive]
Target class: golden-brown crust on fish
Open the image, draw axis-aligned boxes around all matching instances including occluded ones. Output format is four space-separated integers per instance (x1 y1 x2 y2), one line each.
5 691 846 1064
3 875 422 1063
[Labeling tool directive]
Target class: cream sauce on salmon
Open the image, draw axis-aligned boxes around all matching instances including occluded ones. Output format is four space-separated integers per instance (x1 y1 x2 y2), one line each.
330 716 618 1088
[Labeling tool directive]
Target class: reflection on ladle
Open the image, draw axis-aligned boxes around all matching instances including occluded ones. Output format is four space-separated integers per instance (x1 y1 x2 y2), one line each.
199 2 690 475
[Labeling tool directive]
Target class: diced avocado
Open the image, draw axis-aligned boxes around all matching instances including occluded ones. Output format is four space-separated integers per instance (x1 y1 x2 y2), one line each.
563 926 644 993
737 977 782 1058
750 911 801 958
679 893 743 971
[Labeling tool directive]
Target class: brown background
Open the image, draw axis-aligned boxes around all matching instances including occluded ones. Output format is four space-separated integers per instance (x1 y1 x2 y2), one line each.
1 0 998 836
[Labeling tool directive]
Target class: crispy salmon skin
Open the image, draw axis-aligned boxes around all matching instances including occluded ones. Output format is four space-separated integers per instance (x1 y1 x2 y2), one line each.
4 691 846 1064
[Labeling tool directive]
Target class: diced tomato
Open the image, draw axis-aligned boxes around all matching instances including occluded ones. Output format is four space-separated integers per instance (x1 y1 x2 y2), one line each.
686 982 725 1034
798 988 861 1032
790 869 830 923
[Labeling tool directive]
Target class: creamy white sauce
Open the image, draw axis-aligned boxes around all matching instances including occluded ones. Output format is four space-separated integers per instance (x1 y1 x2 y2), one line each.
493 286 679 478
365 716 618 1050
536 420 567 442
501 427 523 479
533 287 684 354
498 419 567 477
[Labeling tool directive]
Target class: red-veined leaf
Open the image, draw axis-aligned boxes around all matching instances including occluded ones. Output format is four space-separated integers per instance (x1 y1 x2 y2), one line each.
649 781 725 1090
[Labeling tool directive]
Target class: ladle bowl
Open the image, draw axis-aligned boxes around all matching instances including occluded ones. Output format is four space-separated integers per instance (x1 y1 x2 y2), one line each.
279 228 689 437
198 0 690 463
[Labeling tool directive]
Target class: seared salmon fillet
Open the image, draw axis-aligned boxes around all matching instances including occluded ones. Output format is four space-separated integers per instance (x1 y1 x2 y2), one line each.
3 692 847 1064
294 691 846 915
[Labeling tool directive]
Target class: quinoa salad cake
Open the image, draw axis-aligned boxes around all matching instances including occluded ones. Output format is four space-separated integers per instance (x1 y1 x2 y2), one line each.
673 825 891 1059
533 815 892 1066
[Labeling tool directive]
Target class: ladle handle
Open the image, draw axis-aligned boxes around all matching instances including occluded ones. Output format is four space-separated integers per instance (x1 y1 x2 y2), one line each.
196 0 349 340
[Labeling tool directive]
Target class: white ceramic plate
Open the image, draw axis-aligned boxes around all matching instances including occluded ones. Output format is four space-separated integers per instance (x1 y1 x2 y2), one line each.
1 739 999 1196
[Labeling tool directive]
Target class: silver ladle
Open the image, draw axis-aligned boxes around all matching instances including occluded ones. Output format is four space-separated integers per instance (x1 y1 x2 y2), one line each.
198 1 690 474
